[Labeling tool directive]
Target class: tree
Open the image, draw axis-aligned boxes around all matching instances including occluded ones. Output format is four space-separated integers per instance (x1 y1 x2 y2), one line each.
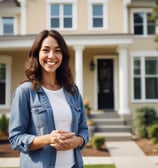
151 0 158 42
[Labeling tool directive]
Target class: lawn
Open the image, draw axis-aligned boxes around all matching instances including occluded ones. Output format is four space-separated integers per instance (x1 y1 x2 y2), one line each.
84 164 116 168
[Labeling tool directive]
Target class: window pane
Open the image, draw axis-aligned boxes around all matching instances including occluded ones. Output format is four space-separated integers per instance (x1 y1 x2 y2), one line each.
134 78 141 99
51 5 59 16
147 13 155 35
134 13 144 35
134 59 141 75
2 17 14 34
93 5 103 15
93 18 103 27
64 4 72 15
134 25 143 34
51 18 59 28
145 58 158 74
64 18 72 28
148 25 155 34
146 78 158 99
0 64 6 104
134 13 143 23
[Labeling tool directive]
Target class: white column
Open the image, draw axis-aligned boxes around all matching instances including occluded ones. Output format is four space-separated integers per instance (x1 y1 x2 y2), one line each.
118 46 130 115
20 0 26 35
74 46 84 96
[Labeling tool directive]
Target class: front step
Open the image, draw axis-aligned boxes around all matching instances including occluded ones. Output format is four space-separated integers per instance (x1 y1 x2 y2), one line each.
93 118 125 126
95 125 131 133
89 111 132 141
94 132 133 141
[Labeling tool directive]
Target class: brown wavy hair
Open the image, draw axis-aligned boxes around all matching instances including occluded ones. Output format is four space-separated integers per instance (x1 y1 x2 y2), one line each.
25 30 75 94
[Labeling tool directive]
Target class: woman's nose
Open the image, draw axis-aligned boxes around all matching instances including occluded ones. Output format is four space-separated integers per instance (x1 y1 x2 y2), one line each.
48 50 55 58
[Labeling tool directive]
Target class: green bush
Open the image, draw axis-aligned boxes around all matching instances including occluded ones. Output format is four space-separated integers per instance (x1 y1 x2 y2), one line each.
91 135 105 150
134 107 157 138
0 114 9 136
147 123 158 144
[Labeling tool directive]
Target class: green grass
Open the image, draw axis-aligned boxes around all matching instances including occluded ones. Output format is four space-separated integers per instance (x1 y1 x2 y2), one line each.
84 164 115 168
0 164 116 168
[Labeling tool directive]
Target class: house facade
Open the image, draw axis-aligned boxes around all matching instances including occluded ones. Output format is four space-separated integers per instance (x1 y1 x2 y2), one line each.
0 0 158 122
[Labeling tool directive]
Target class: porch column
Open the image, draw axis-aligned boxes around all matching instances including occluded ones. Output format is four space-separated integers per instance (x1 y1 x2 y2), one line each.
118 46 130 115
74 46 84 96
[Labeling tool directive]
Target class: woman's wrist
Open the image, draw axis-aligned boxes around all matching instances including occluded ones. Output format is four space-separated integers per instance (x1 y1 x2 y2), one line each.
77 136 84 147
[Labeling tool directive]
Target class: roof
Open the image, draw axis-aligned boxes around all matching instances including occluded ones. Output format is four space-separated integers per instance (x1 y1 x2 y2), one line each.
0 0 20 7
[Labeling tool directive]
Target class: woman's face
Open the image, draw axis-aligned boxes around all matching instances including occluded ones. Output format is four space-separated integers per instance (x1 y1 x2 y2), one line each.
39 36 63 75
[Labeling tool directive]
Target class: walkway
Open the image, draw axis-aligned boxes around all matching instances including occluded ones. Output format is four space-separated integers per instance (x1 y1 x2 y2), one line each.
0 141 158 167
106 141 158 168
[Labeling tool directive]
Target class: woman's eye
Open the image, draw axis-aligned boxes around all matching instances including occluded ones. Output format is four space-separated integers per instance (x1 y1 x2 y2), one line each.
55 49 62 54
42 49 49 53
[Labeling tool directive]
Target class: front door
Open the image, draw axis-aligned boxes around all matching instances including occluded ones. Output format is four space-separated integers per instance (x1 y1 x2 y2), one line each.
97 59 114 109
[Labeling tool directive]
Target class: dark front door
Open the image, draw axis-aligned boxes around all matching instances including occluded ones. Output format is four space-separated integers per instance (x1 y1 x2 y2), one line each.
97 59 114 109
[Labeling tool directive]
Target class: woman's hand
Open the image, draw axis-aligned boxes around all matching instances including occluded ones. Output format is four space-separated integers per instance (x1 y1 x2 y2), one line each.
50 130 83 151
29 130 84 151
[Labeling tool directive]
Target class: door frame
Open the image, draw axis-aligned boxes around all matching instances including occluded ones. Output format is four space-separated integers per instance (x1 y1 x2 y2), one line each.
94 55 118 111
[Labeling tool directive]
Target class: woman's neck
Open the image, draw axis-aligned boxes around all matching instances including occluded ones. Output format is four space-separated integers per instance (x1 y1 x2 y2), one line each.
41 75 61 90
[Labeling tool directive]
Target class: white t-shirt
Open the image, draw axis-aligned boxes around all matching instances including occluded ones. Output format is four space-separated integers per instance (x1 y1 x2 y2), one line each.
42 87 75 168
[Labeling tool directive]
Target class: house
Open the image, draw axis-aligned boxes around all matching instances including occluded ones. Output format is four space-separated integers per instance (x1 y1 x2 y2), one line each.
0 0 158 124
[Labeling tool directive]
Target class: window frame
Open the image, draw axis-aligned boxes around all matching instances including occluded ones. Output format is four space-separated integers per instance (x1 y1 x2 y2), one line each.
47 0 77 30
0 56 12 109
131 51 158 103
88 0 108 30
130 8 155 37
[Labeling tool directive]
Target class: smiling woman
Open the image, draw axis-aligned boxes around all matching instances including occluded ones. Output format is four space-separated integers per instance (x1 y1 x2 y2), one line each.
9 30 89 168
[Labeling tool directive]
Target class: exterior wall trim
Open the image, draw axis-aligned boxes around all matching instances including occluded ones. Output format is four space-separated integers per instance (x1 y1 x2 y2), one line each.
0 34 133 49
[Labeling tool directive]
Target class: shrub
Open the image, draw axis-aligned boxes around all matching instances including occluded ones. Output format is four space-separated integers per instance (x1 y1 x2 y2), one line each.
134 107 157 138
91 135 105 150
0 114 9 136
147 123 158 144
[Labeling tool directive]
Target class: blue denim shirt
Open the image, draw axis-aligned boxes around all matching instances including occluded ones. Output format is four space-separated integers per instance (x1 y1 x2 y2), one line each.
9 82 89 168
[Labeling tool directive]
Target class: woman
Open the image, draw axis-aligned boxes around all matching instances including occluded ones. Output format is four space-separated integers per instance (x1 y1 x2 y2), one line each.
9 30 89 168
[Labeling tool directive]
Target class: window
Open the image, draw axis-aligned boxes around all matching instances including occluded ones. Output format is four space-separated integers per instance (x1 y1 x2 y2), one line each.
133 55 158 101
0 56 12 109
50 4 73 29
88 0 108 30
92 4 103 28
0 64 6 105
132 10 155 35
47 0 77 30
2 17 14 35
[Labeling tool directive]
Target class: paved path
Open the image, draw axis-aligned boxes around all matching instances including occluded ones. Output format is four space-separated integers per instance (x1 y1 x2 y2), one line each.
106 141 158 168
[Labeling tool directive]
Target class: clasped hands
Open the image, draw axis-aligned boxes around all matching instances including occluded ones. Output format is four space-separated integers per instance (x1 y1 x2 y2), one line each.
50 130 80 151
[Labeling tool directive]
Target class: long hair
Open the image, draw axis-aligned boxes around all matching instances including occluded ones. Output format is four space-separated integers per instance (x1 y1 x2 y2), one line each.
25 30 75 94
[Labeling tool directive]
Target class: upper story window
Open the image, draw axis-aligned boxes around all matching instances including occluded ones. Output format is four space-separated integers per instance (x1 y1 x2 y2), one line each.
50 4 72 29
132 52 158 102
2 17 14 35
47 0 77 30
88 0 108 30
131 9 155 36
92 4 103 28
0 56 12 109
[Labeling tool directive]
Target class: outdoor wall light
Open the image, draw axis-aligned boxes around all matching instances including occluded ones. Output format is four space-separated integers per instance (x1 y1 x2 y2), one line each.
89 60 95 71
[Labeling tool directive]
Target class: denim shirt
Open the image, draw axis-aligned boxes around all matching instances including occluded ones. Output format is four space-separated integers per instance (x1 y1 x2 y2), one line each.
9 82 89 168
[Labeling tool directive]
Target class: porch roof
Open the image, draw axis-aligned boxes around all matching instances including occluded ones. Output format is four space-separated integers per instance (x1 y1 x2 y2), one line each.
0 34 133 50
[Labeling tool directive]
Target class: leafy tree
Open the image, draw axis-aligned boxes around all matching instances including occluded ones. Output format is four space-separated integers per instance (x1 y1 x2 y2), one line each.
151 0 158 42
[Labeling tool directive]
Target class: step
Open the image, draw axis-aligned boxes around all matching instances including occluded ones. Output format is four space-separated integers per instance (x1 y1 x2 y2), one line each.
91 111 120 119
94 132 133 141
95 125 132 133
93 118 125 126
